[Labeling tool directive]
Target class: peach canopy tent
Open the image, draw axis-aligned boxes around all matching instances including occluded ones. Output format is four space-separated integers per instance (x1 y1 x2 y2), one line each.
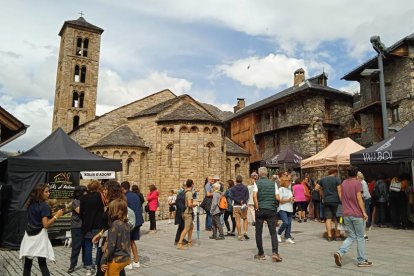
300 137 365 169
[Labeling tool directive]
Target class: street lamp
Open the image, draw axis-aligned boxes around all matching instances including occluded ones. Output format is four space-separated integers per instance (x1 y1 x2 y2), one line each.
370 35 389 138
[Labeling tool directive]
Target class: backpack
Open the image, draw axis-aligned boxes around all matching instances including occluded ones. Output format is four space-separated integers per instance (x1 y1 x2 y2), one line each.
175 190 190 215
218 194 228 211
127 207 136 230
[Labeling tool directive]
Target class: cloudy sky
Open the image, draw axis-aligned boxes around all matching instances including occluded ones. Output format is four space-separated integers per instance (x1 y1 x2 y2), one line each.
2 0 414 152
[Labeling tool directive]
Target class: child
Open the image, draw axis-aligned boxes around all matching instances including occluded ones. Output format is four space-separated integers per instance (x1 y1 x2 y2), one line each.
167 190 177 224
209 183 225 240
100 198 131 275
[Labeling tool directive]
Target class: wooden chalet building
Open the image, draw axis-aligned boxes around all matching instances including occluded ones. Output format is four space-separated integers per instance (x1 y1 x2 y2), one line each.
342 33 414 147
225 69 354 169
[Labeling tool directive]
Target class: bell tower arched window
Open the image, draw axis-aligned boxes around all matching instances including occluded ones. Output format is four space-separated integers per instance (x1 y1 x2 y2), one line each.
79 92 84 108
74 65 80 82
72 91 79 107
80 66 86 83
76 37 89 57
73 115 80 129
83 38 89 57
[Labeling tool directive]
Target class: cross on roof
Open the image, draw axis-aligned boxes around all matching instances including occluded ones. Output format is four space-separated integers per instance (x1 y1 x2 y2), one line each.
79 11 84 17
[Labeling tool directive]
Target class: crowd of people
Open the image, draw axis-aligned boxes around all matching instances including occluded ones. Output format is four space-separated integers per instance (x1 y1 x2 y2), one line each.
19 165 413 275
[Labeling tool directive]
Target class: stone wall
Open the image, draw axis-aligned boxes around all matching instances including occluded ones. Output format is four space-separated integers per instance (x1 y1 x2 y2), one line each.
70 90 176 147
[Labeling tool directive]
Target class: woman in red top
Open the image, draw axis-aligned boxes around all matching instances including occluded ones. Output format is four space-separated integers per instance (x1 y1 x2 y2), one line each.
147 184 159 233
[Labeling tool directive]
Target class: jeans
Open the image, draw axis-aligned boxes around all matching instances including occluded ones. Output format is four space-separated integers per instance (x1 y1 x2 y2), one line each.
375 202 387 225
84 237 93 268
337 216 366 263
255 208 278 255
175 221 185 243
224 210 236 233
149 211 156 230
205 210 212 229
70 228 85 269
278 210 292 239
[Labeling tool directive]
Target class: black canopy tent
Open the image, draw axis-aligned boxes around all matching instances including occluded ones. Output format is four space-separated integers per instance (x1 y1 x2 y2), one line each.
262 148 306 169
350 120 414 181
0 128 122 249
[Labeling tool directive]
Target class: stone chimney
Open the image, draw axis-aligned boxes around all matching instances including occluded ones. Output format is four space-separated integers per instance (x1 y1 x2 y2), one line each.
293 68 305 87
234 98 245 113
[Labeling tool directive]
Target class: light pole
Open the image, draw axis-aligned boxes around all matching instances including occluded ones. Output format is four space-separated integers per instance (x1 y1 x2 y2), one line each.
370 35 389 139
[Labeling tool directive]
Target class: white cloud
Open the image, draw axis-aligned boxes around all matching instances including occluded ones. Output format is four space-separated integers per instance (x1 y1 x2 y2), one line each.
215 54 333 89
1 99 53 152
339 82 360 95
103 0 414 57
96 69 192 114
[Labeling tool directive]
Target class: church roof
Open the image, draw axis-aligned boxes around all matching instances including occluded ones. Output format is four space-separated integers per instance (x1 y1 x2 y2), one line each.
129 96 183 119
89 125 147 148
201 103 233 121
225 137 249 156
59 16 104 36
157 103 221 123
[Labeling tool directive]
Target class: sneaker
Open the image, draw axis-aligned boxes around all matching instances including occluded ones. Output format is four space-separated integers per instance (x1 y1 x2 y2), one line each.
209 235 217 239
358 260 372 267
125 264 133 270
86 269 92 276
334 252 342 267
215 236 225 240
67 267 75 273
254 254 266 260
277 234 282 243
243 234 250 240
132 261 140 268
364 235 369 241
285 238 295 244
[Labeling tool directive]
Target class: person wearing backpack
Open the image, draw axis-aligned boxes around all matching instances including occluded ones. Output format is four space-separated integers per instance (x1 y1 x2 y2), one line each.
177 179 197 249
230 175 250 241
209 183 225 240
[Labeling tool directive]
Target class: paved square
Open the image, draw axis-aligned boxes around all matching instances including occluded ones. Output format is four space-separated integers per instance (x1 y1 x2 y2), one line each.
1 216 413 275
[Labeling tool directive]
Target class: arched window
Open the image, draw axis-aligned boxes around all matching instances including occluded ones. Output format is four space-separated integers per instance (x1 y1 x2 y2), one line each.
179 126 188 133
83 38 89 57
235 163 241 177
74 65 80 82
203 127 210 134
212 127 219 134
161 127 167 134
76 37 89 57
126 158 134 175
72 91 79 107
76 38 82 56
80 66 86 83
73 115 80 129
190 126 199 133
167 144 173 168
79 92 84 108
206 142 214 168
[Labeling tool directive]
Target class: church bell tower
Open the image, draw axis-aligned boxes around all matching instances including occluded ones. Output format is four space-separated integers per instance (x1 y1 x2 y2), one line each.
52 16 104 132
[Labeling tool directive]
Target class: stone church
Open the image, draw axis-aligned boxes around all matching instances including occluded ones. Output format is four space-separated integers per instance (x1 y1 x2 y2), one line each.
52 16 249 206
